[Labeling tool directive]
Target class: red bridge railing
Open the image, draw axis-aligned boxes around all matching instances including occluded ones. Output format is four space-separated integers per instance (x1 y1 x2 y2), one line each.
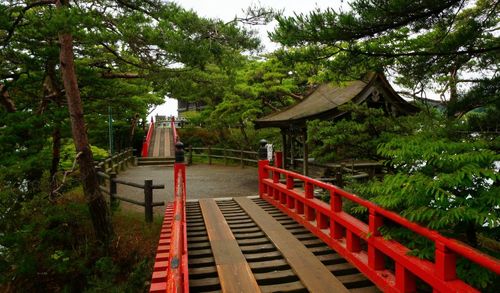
258 148 499 292
150 121 188 293
141 117 154 157
166 154 188 292
171 116 179 143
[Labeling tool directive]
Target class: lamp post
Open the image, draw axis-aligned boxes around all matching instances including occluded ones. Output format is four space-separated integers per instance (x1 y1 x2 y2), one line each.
108 106 114 155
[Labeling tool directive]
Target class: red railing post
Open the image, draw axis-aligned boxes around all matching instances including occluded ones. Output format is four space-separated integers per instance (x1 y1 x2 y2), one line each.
368 209 385 270
396 262 417 292
330 189 343 239
274 151 283 168
305 182 315 221
435 241 456 281
258 139 269 198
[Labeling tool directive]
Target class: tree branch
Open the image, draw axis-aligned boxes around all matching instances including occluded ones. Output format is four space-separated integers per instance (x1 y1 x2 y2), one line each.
262 100 280 112
288 92 304 101
101 72 144 79
339 45 500 58
100 42 147 69
2 0 56 45
0 84 17 112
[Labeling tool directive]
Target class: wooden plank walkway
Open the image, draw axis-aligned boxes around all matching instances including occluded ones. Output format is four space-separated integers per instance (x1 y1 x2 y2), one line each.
199 199 261 293
148 126 174 157
236 197 349 293
186 197 380 293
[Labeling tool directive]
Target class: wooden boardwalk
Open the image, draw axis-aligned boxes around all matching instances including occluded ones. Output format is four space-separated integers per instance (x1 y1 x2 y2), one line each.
183 197 379 293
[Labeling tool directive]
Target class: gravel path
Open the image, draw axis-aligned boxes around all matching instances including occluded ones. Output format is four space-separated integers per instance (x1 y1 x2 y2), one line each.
114 164 259 215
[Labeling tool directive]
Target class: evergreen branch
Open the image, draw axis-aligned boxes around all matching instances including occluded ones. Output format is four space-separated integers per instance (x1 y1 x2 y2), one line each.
0 84 17 112
101 72 145 79
114 0 161 20
100 42 147 69
338 45 500 58
51 151 82 199
1 0 56 46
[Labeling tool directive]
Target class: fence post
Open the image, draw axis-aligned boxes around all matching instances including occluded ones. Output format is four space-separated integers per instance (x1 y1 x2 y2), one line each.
336 163 344 188
144 179 153 223
98 165 105 185
223 149 227 165
109 172 117 209
240 149 244 168
112 155 119 173
208 146 212 165
188 145 193 165
258 139 269 198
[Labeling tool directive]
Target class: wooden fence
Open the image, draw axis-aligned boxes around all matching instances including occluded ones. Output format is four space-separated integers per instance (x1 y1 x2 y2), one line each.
95 148 164 222
95 148 135 174
186 146 258 167
185 146 381 186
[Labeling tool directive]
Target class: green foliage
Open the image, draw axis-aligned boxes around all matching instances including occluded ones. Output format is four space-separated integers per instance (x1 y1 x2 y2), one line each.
307 102 414 162
271 0 499 116
352 112 500 289
60 141 109 169
0 191 155 292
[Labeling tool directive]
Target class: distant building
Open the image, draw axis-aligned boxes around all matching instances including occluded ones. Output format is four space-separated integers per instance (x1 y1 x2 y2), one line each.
255 72 420 175
177 100 207 119
154 115 169 127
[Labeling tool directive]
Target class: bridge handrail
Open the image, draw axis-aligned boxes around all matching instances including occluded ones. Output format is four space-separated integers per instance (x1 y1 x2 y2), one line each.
259 160 500 292
165 119 188 292
142 118 154 157
171 116 178 143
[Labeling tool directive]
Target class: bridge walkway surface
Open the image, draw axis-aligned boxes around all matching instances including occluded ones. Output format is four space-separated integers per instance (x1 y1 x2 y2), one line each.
147 121 500 292
148 126 174 158
183 196 379 293
114 164 258 214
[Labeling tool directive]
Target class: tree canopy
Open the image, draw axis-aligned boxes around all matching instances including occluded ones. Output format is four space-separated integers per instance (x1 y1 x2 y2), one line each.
271 0 499 116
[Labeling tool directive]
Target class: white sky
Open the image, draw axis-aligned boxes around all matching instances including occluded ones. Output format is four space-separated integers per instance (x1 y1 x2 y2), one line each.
149 0 347 119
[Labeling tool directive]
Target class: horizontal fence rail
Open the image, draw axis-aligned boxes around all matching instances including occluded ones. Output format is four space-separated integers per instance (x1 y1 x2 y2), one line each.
258 159 500 292
95 148 164 222
186 146 258 167
95 148 135 174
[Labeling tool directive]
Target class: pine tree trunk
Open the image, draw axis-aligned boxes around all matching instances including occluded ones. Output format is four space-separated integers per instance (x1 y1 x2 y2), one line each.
49 124 61 198
129 113 139 146
57 0 113 245
466 222 478 248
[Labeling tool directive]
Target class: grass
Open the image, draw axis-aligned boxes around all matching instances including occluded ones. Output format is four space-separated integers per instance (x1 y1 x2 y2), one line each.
0 186 163 293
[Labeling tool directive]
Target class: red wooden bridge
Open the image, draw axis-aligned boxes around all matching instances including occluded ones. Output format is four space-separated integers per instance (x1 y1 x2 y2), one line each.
146 119 499 293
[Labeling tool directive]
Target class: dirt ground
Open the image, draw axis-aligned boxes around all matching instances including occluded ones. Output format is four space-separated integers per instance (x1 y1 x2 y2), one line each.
113 163 259 216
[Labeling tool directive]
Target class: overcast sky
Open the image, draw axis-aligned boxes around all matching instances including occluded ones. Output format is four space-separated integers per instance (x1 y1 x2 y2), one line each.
176 0 347 52
150 0 348 118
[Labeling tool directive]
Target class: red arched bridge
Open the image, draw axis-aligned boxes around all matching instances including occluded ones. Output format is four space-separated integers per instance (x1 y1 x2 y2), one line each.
146 118 499 293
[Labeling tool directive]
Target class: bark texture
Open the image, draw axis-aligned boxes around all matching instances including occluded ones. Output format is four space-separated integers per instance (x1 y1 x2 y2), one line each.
57 0 113 244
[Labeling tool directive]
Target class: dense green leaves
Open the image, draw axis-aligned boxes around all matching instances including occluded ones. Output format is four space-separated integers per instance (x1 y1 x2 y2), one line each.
356 112 500 242
308 103 412 161
271 0 499 116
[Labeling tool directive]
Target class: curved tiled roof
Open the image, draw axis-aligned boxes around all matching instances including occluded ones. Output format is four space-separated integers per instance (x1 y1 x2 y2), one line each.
254 72 418 129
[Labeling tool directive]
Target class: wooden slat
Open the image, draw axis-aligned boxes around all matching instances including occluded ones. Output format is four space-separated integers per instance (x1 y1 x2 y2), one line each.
235 197 349 293
199 199 261 293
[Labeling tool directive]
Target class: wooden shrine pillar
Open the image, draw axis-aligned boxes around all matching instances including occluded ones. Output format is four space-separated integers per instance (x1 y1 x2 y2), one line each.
290 131 295 168
303 129 308 176
281 128 287 169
